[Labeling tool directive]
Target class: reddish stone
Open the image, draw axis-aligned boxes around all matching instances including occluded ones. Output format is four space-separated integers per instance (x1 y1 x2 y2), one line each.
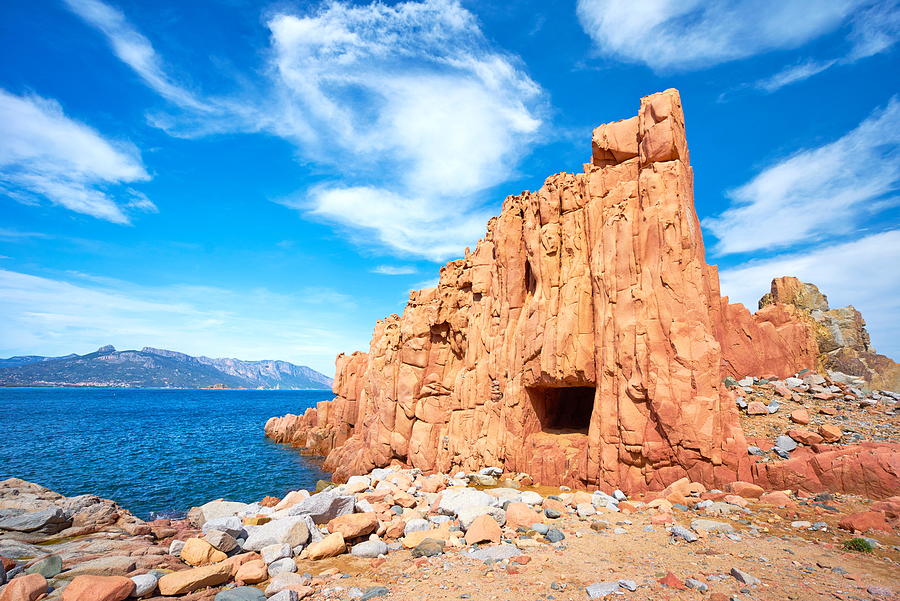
758 491 792 507
512 555 532 564
838 511 890 533
817 424 842 442
464 514 501 545
0 556 15 571
819 407 838 416
61 575 135 601
871 496 900 525
658 572 686 589
260 496 280 507
787 429 824 445
790 409 810 425
746 401 769 415
326 512 377 540
0 574 48 601
506 502 543 530
728 481 764 498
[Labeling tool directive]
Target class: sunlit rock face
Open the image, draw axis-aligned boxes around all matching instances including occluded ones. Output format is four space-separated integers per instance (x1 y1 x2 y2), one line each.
266 89 823 492
759 276 900 392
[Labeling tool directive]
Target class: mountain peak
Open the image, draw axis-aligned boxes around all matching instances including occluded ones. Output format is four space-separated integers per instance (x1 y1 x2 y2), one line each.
97 345 116 353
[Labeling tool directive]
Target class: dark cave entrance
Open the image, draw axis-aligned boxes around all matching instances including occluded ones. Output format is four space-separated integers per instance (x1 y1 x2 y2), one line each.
527 386 595 434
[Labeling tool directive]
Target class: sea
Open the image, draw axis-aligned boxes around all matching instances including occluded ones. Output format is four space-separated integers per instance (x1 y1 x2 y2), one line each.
0 387 332 519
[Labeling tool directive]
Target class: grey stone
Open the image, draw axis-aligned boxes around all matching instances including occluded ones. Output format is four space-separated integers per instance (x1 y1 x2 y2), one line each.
360 586 390 600
618 579 637 591
544 528 565 543
261 543 292 564
242 516 310 551
519 491 543 505
267 557 297 576
585 582 620 598
456 505 505 529
130 572 158 597
670 525 698 542
25 555 62 578
776 435 798 452
411 538 444 558
576 503 596 518
265 573 309 596
766 401 780 414
463 544 520 562
403 519 430 536
479 467 502 477
197 500 248 527
0 508 70 534
685 578 707 591
204 529 238 553
287 492 355 524
531 523 549 535
350 540 388 558
747 446 764 456
214 587 266 601
691 519 734 533
437 489 496 516
774 447 791 459
168 540 185 557
60 555 136 578
266 591 298 601
612 490 627 502
544 508 561 519
202 516 244 538
730 567 760 585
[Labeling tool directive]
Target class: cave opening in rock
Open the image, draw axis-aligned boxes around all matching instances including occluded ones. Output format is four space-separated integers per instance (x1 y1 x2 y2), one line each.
527 386 595 434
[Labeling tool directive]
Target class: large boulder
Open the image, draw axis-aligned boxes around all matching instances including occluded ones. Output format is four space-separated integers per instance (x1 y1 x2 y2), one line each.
180 538 228 566
157 562 232 595
437 489 495 517
304 532 345 560
242 517 309 551
286 493 354 524
0 573 47 601
0 508 70 534
61 575 135 601
325 513 377 540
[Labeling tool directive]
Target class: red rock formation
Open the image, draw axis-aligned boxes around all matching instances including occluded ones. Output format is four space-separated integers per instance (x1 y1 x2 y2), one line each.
760 276 900 391
267 90 835 493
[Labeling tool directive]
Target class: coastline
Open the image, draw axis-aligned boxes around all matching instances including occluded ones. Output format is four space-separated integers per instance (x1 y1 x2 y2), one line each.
1 467 898 600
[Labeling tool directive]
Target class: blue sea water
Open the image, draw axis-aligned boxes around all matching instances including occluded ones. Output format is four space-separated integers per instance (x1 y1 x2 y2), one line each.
0 387 332 519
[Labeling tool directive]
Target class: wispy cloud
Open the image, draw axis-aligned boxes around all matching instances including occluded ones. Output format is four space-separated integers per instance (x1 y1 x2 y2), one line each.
0 269 369 375
718 229 900 359
575 0 858 71
749 1 898 92
61 0 208 111
704 97 900 255
65 0 545 261
0 89 154 223
753 59 838 93
371 265 417 275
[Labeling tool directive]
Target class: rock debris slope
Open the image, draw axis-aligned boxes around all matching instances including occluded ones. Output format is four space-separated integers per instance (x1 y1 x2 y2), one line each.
266 89 895 495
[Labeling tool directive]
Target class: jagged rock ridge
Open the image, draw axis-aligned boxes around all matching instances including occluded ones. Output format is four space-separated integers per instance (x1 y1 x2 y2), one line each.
266 90 895 494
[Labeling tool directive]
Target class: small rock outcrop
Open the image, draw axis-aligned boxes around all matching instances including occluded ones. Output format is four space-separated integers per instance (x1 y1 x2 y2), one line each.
759 276 900 391
267 90 834 493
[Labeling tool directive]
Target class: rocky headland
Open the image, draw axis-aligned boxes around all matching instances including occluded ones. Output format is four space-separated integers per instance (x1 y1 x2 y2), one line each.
2 89 898 600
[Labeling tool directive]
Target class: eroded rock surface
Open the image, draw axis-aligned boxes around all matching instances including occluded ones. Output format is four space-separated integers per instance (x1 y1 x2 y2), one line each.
760 276 900 391
266 89 832 492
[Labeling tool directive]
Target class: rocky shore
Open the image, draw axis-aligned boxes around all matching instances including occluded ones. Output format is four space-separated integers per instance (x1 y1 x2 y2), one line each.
2 460 899 601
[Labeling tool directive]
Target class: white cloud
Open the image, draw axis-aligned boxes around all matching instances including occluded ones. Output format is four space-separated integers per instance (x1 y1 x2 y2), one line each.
754 59 838 93
704 97 900 255
718 230 900 360
61 0 209 111
575 0 858 71
372 265 417 275
0 269 370 375
0 90 154 223
66 0 544 261
264 1 543 260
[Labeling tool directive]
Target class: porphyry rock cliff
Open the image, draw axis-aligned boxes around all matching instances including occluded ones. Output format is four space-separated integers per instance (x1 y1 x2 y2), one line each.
267 89 864 493
759 276 900 392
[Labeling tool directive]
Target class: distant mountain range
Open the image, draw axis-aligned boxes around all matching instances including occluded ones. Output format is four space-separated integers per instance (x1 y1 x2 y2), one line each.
0 345 333 390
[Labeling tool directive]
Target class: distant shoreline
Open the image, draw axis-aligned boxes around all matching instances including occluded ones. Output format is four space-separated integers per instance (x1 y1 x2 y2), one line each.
0 384 332 391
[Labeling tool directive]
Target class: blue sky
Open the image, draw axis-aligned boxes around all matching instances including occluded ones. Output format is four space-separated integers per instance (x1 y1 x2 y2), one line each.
1 0 898 376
